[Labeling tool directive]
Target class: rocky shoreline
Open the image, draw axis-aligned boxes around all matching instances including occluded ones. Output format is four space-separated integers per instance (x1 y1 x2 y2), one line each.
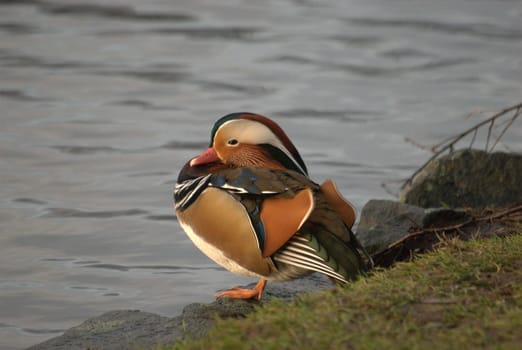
27 149 522 350
26 274 332 350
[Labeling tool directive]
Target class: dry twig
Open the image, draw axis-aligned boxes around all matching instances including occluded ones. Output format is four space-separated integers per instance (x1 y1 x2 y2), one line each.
372 205 522 267
401 102 522 189
387 204 522 250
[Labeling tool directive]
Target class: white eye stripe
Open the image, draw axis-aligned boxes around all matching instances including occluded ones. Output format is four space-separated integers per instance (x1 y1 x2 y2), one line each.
217 119 307 174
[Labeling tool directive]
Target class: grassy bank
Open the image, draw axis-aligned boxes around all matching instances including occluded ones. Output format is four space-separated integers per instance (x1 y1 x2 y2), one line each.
174 234 522 350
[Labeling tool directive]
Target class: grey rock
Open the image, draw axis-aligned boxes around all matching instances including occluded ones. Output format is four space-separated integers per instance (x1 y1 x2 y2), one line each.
400 149 522 208
178 298 257 339
26 310 181 350
356 199 423 255
27 273 332 350
25 302 253 350
356 199 469 254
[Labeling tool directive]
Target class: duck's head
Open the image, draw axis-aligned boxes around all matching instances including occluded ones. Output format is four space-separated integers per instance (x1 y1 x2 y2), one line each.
190 112 308 176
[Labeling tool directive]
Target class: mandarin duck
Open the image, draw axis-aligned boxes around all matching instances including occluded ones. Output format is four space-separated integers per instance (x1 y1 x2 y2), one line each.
174 113 372 300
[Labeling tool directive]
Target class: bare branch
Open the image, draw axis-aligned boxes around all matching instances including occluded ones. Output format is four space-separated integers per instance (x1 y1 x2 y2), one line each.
381 179 404 197
401 102 522 189
404 137 432 152
381 204 522 253
489 107 521 152
469 128 478 149
486 119 494 151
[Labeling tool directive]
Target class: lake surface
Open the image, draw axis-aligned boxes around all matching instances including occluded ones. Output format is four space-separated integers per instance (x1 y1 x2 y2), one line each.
1 0 521 348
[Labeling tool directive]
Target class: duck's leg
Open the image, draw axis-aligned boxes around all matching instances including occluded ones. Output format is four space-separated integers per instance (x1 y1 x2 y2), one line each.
214 278 267 300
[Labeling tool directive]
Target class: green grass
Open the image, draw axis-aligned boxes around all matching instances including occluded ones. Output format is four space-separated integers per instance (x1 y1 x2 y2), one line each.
174 234 522 350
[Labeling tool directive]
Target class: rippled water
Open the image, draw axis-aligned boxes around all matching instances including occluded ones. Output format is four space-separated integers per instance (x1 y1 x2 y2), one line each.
1 0 521 348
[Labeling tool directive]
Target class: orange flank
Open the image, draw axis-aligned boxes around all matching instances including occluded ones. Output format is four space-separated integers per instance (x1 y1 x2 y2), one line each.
260 188 314 257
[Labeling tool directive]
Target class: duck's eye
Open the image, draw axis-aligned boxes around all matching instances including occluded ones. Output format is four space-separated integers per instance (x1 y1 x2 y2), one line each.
227 138 239 146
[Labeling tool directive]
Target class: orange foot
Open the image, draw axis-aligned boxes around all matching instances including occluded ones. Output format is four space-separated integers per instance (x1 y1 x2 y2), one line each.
214 278 267 300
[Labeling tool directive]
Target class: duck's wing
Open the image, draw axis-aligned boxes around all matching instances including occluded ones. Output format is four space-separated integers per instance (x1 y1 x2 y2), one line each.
209 167 315 258
210 167 372 282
